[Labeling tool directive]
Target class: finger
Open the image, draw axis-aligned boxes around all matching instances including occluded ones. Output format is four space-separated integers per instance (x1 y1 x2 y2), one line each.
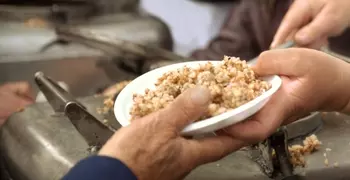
303 38 328 50
295 7 340 46
0 90 33 108
271 0 311 48
2 82 34 101
154 86 211 131
223 78 295 143
188 135 245 166
253 48 316 77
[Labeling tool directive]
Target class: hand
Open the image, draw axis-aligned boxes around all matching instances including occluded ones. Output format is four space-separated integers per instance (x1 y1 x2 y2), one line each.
223 48 350 143
0 82 34 126
271 0 350 48
99 87 245 180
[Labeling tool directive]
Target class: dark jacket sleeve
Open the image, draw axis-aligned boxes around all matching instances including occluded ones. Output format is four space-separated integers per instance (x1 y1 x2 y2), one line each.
190 0 291 61
62 156 137 180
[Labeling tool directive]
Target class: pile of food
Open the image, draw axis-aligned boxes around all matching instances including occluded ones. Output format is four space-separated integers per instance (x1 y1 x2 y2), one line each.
130 56 271 121
289 134 322 167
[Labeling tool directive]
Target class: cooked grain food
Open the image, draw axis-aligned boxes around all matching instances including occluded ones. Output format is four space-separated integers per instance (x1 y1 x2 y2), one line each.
130 56 271 120
289 134 322 167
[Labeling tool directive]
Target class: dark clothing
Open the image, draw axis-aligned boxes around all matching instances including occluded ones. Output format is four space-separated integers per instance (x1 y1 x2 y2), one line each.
191 0 350 60
191 0 292 60
62 156 137 180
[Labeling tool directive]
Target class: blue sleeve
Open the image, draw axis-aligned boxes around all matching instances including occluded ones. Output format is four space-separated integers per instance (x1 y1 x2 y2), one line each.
62 155 137 180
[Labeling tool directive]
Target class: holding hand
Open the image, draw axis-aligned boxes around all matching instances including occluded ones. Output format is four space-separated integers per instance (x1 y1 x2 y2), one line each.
0 82 34 126
224 48 350 143
97 48 350 180
99 87 245 180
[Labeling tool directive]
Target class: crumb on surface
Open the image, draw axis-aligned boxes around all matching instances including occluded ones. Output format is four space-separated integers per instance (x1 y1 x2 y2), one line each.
103 98 114 110
97 108 103 115
103 80 131 98
324 158 329 167
17 108 24 112
333 162 339 168
24 18 48 28
130 56 271 121
289 134 322 167
97 81 131 115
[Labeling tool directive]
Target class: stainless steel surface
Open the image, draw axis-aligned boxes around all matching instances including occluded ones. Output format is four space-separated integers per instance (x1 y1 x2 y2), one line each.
0 8 176 180
0 13 173 59
0 13 173 96
35 72 115 147
249 140 274 177
55 23 186 61
0 56 134 98
0 3 95 22
287 112 323 140
186 113 350 180
35 72 85 112
0 96 106 180
92 0 139 14
321 47 350 63
2 93 350 180
0 0 139 21
247 112 322 179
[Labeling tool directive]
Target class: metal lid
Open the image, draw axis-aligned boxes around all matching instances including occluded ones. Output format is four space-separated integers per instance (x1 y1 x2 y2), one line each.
0 2 95 22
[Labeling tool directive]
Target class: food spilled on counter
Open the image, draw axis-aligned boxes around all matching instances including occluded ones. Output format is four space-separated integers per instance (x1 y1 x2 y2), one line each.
97 80 131 115
103 80 132 98
24 18 48 28
130 56 271 121
289 134 322 167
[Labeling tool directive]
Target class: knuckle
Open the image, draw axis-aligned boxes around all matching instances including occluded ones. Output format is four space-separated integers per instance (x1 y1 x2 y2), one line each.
141 110 164 130
258 51 270 61
175 97 195 121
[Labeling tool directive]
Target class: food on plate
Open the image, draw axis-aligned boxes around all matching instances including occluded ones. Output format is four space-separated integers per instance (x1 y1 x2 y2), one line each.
130 56 271 121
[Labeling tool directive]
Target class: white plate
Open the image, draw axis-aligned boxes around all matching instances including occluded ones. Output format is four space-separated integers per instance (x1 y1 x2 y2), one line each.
114 61 282 136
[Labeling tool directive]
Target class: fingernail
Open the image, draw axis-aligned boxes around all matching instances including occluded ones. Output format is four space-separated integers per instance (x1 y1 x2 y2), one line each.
190 86 211 106
270 42 276 49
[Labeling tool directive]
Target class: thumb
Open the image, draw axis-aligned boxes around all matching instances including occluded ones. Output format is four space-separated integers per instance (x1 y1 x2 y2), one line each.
3 82 34 101
158 86 211 131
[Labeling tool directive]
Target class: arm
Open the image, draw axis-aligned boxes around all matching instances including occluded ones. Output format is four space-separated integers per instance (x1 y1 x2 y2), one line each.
62 156 137 180
190 1 291 61
190 2 257 60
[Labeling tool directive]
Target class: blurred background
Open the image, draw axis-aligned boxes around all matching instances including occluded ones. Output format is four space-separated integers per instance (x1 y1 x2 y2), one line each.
0 0 234 97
